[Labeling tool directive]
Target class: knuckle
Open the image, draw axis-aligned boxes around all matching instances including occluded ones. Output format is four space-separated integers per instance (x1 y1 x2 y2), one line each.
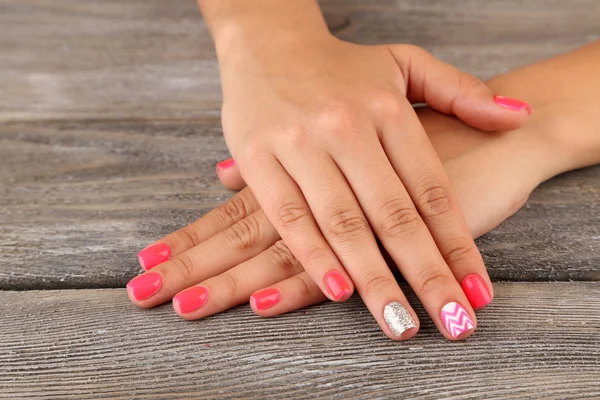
325 208 370 242
219 191 254 225
415 267 451 294
318 101 362 139
268 240 299 274
225 214 261 252
239 141 266 164
294 273 317 299
377 198 421 238
178 227 200 248
457 72 483 95
171 253 195 281
371 91 404 118
283 126 312 152
417 183 454 218
404 43 430 57
218 271 239 298
303 245 331 271
275 200 312 230
361 272 397 297
444 243 478 266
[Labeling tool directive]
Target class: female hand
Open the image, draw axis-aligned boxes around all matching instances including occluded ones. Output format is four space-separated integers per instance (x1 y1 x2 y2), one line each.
192 2 534 340
127 107 542 341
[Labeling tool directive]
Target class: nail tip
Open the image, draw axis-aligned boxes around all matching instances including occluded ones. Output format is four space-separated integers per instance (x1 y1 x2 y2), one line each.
383 302 417 337
441 302 475 339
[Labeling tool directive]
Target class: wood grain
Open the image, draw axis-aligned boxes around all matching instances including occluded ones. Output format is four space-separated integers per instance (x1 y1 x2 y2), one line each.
0 0 598 121
0 283 598 399
0 120 598 289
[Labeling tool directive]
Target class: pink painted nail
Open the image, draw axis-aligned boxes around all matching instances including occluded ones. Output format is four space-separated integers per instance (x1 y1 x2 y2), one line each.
126 273 162 301
461 274 492 309
493 95 532 115
440 302 474 339
216 158 236 172
251 288 281 311
173 286 209 314
138 243 171 271
324 271 352 301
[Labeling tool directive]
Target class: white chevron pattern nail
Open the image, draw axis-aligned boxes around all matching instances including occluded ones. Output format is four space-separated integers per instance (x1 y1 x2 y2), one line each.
441 302 474 338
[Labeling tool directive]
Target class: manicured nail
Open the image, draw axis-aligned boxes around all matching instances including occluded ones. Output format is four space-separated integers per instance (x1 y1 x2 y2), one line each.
173 286 209 314
493 95 532 115
441 302 474 339
461 274 492 309
324 271 352 301
383 302 417 337
251 288 281 311
126 273 162 301
138 243 171 271
216 158 236 172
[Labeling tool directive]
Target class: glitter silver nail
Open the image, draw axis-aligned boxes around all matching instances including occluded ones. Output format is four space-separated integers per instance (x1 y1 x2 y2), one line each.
383 302 417 336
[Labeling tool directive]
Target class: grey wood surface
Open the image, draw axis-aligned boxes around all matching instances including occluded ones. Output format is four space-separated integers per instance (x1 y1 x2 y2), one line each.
0 0 598 121
1 0 599 399
1 283 599 400
0 120 598 289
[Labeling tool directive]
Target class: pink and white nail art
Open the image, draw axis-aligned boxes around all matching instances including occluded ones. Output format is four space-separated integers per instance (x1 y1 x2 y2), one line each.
441 302 474 338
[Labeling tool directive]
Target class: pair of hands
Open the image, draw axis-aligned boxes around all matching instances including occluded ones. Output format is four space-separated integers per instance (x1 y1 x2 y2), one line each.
127 34 535 340
126 102 544 341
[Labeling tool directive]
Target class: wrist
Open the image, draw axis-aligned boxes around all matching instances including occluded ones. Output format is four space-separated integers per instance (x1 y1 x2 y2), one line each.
199 0 332 63
485 80 583 182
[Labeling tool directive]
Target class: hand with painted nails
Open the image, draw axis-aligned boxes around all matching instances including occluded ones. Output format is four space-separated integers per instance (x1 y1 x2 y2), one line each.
188 0 532 337
126 106 560 340
127 40 600 340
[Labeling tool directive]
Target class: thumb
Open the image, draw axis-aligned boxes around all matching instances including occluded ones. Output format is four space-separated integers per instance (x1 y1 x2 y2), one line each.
216 158 247 191
388 44 532 132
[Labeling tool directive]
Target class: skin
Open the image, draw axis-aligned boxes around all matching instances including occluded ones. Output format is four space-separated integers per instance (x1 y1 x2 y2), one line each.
127 41 600 340
185 0 534 340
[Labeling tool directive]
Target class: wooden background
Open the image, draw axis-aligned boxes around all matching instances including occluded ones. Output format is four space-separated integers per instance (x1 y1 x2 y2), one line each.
0 0 598 398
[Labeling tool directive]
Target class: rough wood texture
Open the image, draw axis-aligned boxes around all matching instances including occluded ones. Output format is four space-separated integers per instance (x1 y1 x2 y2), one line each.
0 0 598 121
1 1 599 399
0 283 598 399
0 120 598 289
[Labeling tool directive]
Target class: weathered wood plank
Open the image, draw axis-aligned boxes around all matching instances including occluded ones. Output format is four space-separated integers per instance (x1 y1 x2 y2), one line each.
0 121 598 289
0 0 598 121
0 283 598 399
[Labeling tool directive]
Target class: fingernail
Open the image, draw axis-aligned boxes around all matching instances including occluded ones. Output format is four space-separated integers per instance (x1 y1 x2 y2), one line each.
441 302 474 339
126 273 162 301
461 274 492 309
173 286 209 314
324 271 352 301
216 158 236 172
493 95 532 115
138 243 171 271
251 288 281 311
383 302 417 337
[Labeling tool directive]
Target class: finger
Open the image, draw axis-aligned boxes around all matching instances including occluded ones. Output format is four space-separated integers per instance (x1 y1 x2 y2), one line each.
387 44 532 132
250 271 328 317
126 210 279 307
278 142 419 340
233 153 355 303
172 240 304 319
379 108 494 309
216 158 247 191
137 187 259 270
324 115 477 340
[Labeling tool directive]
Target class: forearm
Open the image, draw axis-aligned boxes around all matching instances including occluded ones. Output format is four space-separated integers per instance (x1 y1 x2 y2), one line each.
486 40 600 175
196 0 330 58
